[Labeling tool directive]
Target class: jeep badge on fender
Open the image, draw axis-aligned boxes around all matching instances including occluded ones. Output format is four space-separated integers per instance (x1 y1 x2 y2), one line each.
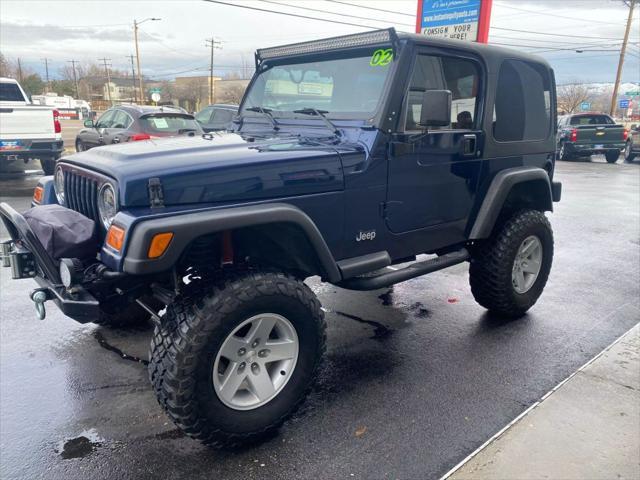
0 27 561 449
356 230 376 241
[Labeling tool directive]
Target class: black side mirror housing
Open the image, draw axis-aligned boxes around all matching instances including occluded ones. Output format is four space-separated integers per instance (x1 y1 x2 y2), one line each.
420 90 452 128
83 119 95 128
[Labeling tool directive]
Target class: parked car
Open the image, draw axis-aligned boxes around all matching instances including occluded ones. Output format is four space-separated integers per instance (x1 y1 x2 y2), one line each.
0 77 63 175
194 104 238 132
2 28 561 448
556 113 627 163
624 124 639 162
75 105 203 151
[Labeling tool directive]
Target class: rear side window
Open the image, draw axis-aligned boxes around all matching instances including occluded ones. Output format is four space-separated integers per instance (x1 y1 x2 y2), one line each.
195 108 213 124
569 115 614 125
0 82 27 102
212 109 233 126
111 110 132 129
493 60 551 142
140 114 202 134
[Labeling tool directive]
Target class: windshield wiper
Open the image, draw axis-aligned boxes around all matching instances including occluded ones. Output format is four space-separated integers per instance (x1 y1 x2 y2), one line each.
245 106 280 131
293 108 341 137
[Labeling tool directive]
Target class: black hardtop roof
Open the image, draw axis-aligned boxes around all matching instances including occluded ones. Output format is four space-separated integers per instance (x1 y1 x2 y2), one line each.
256 27 551 70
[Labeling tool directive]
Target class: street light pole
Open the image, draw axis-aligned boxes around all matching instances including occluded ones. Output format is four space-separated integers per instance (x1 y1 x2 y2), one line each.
134 17 161 105
609 0 636 116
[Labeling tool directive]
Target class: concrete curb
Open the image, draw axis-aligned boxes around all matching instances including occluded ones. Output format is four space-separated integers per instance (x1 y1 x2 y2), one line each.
440 320 640 480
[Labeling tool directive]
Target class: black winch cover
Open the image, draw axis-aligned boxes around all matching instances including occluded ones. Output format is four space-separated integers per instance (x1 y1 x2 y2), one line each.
23 204 97 260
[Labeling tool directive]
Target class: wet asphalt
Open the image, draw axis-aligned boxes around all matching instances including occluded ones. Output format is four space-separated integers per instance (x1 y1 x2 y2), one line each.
0 157 639 480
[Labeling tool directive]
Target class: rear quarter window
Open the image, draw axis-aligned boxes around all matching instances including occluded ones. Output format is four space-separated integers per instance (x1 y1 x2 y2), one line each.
0 83 27 102
493 59 552 142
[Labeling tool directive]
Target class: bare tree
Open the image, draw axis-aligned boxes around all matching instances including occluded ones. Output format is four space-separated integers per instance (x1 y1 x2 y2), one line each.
0 52 13 77
216 84 245 104
557 82 595 114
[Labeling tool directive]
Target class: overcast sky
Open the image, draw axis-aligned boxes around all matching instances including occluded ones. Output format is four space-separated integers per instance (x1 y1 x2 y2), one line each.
0 0 638 85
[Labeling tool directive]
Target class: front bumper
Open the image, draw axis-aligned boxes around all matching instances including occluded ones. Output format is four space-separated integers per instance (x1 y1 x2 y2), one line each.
0 202 99 322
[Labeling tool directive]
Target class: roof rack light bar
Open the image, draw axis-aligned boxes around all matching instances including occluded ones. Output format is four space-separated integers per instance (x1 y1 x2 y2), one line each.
255 28 398 67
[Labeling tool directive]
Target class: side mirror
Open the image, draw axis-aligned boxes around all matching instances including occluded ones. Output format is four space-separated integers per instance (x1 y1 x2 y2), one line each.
419 90 452 128
83 119 95 128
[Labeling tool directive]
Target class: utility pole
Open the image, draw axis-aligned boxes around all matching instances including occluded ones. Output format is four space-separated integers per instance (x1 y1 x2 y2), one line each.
99 57 113 105
127 55 137 102
134 18 161 105
16 58 23 83
68 60 80 99
205 37 222 104
41 58 50 93
610 0 636 116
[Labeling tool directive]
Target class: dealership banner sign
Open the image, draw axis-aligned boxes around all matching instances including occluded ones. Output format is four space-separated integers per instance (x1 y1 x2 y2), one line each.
416 0 492 43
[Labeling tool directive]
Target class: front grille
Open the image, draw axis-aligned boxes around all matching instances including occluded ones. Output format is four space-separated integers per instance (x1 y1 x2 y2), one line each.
64 170 100 225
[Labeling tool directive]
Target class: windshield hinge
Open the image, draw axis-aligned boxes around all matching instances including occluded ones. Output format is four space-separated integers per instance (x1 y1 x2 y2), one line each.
148 177 165 208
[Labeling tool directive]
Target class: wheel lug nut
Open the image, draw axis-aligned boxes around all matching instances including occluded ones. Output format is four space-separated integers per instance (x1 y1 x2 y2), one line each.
238 362 246 373
251 339 260 348
238 348 246 356
258 349 270 358
251 362 260 374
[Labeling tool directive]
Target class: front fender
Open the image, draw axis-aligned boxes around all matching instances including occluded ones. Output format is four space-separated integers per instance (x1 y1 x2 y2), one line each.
116 203 342 282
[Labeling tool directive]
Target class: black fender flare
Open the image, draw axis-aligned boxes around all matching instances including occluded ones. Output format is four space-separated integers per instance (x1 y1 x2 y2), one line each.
122 202 342 282
469 167 555 240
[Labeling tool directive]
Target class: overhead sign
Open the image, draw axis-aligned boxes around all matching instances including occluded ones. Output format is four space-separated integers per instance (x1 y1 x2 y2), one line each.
619 99 630 109
416 0 493 43
580 102 591 111
625 90 640 97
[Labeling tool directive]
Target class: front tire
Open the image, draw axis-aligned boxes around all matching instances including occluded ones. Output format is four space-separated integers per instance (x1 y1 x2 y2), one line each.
605 150 620 163
624 142 635 162
469 210 554 318
149 271 325 448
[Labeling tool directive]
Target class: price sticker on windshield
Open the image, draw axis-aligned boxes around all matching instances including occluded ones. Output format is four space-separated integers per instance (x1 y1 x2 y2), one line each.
370 48 393 66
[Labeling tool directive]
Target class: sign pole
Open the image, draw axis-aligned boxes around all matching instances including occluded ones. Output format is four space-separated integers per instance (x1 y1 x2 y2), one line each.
476 0 492 43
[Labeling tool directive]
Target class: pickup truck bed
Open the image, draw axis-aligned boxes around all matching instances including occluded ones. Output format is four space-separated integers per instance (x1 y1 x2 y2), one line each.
557 113 627 163
0 78 63 174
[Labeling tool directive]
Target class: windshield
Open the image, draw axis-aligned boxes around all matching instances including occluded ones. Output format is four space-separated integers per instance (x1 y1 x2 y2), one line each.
139 114 202 134
242 49 393 120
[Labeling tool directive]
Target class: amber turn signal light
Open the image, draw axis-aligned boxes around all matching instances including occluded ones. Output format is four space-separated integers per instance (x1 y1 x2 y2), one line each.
33 186 44 204
106 224 125 252
148 232 173 259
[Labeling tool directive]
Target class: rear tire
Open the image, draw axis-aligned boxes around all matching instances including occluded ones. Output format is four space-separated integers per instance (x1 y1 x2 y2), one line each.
149 271 325 448
469 210 554 318
41 158 56 175
75 140 87 152
558 141 572 161
605 150 620 163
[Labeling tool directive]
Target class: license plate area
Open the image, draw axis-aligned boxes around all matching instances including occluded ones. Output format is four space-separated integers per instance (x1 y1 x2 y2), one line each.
0 140 25 151
594 144 604 149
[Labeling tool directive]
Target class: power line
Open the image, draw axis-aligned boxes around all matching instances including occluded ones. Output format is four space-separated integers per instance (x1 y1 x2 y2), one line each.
324 0 415 17
67 60 80 98
490 26 625 40
206 37 223 104
98 57 112 105
126 55 137 102
494 1 632 27
202 0 412 31
258 0 414 27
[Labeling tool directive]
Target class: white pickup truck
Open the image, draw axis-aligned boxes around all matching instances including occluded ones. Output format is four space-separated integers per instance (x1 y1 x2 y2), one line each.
0 77 63 175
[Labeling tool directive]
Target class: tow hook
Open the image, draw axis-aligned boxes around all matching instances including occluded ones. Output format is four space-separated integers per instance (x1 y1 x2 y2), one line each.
30 288 50 320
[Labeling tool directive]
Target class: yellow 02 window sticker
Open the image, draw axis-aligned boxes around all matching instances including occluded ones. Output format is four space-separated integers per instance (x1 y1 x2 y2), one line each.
370 48 393 67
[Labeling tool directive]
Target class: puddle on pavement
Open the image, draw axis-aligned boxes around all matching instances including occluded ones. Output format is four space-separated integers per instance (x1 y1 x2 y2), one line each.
56 429 103 459
94 331 149 366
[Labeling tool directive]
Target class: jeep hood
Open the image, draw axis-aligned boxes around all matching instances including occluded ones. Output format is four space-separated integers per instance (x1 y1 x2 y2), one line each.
60 132 348 207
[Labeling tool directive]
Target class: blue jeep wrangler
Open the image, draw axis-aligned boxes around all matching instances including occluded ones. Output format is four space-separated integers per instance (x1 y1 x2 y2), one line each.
1 29 561 447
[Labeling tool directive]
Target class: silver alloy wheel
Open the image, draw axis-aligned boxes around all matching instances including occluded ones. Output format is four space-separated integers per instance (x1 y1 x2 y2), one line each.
512 235 543 294
625 142 632 159
213 313 299 410
559 142 565 160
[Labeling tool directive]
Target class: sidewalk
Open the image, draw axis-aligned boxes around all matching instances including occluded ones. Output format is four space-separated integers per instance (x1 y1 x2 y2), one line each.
446 323 640 480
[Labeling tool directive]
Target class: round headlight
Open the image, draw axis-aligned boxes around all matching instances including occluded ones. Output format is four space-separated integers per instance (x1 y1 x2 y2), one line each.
54 167 65 204
98 183 118 229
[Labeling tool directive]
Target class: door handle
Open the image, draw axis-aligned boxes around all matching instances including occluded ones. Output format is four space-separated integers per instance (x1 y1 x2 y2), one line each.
462 134 477 157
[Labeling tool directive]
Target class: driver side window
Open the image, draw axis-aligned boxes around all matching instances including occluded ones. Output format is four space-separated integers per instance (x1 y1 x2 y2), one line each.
403 54 481 132
95 110 115 129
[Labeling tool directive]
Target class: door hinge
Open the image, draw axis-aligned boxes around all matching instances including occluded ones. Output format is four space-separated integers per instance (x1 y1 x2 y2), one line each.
148 177 165 208
380 201 402 219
